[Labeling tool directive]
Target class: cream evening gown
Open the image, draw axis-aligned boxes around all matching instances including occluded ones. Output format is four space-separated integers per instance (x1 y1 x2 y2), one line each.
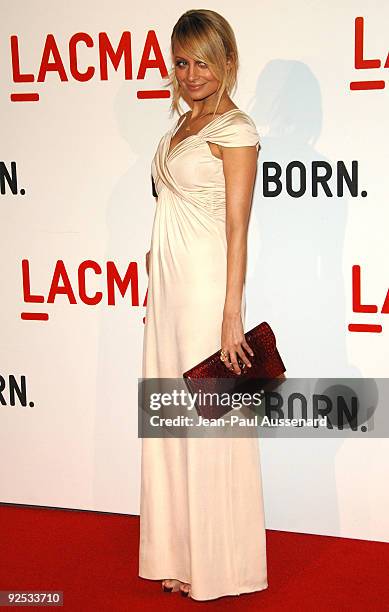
139 108 268 601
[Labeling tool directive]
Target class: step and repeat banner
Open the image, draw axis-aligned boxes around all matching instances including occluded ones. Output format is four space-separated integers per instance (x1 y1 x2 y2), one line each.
1 1 388 541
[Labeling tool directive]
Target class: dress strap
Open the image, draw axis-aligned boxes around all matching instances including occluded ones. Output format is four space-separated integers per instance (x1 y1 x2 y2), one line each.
172 113 187 136
202 110 261 151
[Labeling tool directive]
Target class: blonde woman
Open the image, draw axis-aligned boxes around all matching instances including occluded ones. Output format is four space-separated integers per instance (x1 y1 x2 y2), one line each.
139 9 267 601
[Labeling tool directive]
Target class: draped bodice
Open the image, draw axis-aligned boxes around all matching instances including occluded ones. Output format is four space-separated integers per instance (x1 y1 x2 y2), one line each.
151 108 260 216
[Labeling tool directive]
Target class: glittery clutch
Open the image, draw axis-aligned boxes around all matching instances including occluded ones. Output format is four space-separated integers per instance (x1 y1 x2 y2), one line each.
182 321 286 419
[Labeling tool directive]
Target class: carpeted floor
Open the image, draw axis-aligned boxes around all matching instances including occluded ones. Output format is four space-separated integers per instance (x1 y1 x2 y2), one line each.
0 504 388 611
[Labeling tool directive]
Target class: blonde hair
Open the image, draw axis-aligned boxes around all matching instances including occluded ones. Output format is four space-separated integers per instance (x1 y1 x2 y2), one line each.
166 9 239 119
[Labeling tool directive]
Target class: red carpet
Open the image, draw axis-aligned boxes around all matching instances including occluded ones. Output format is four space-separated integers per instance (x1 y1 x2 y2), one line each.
0 504 388 611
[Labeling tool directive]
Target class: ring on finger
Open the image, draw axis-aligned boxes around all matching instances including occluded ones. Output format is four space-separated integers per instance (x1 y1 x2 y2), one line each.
220 348 228 362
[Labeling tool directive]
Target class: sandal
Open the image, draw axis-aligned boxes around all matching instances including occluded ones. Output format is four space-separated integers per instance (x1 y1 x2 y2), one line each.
179 583 192 598
162 579 182 592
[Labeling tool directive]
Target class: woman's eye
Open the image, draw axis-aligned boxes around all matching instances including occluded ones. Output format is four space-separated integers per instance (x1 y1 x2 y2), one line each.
175 60 208 68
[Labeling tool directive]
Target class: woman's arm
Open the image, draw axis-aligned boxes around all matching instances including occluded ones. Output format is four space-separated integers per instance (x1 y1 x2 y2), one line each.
221 144 258 374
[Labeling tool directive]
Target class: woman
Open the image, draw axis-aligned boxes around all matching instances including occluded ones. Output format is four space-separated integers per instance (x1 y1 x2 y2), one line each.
139 9 267 601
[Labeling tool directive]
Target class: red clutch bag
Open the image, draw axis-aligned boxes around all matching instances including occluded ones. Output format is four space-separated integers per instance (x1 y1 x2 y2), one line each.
183 321 286 419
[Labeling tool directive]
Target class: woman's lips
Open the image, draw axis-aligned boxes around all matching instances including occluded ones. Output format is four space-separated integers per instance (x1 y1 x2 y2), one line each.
186 83 204 91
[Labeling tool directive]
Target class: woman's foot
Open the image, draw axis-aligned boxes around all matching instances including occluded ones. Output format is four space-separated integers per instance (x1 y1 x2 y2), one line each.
161 579 182 592
179 582 192 598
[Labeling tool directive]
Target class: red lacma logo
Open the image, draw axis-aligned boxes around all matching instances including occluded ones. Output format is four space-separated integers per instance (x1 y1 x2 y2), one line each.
348 265 388 333
351 16 388 91
20 259 148 321
9 31 170 102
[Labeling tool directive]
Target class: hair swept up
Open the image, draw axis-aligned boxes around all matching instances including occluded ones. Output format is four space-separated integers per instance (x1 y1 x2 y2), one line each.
166 9 239 119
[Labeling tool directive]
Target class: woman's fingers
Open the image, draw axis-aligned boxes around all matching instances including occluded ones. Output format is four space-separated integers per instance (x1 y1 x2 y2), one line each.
236 346 252 371
229 350 241 375
242 339 254 358
221 343 253 375
220 349 234 371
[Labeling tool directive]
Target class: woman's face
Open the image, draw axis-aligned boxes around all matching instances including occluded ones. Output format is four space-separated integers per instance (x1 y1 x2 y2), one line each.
173 44 220 102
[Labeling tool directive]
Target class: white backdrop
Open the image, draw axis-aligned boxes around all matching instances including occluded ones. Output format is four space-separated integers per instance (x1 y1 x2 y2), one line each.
1 0 388 542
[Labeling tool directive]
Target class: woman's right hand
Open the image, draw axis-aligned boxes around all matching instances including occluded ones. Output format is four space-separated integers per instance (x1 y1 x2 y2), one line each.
146 250 150 276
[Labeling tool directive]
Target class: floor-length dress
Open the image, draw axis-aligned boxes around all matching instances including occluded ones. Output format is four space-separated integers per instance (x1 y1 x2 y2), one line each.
139 108 268 601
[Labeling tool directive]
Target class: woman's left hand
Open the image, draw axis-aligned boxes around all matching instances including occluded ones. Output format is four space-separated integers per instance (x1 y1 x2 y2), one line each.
220 311 254 375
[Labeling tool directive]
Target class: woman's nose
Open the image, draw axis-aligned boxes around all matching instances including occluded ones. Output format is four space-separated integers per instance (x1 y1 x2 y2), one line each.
187 64 200 81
